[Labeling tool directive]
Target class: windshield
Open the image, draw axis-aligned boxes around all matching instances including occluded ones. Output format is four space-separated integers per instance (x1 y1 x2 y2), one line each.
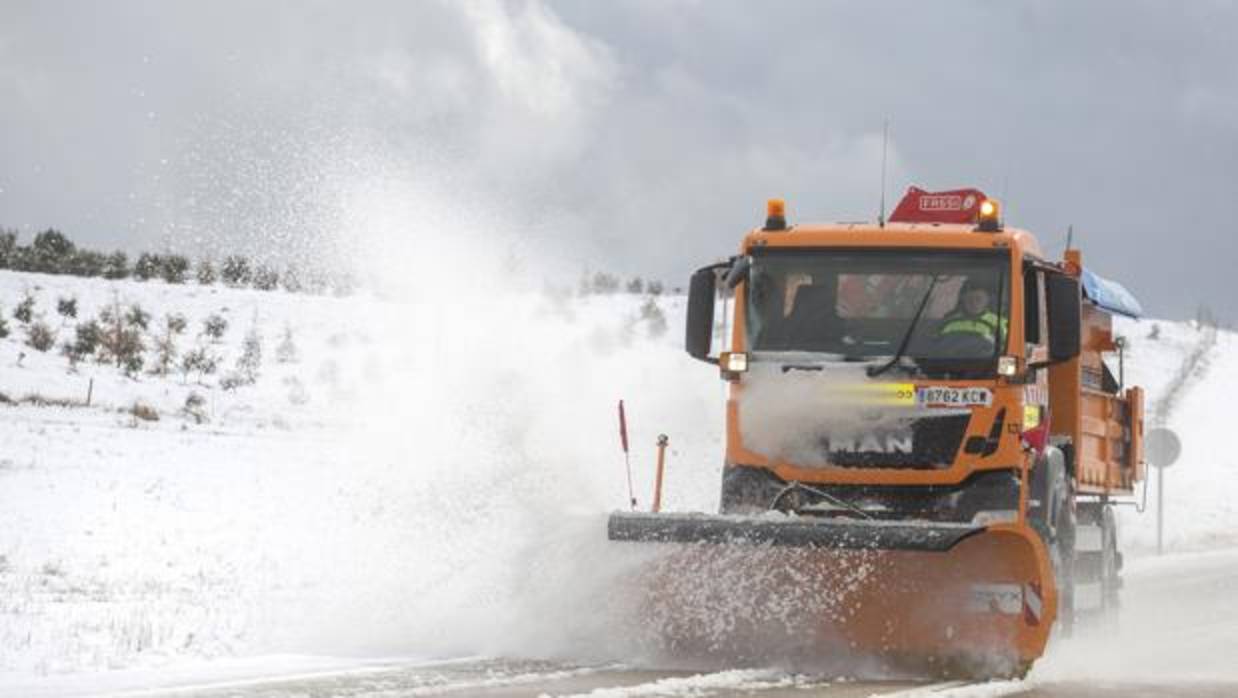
745 249 1009 365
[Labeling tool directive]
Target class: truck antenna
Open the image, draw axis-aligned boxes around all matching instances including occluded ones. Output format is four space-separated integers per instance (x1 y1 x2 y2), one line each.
878 119 889 227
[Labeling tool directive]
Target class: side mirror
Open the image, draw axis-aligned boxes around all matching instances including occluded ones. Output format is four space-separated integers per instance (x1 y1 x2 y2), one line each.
1046 274 1081 362
722 255 751 289
686 266 719 363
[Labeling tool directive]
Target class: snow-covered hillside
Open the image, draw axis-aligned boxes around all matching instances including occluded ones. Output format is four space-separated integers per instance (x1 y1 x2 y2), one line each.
0 268 1231 685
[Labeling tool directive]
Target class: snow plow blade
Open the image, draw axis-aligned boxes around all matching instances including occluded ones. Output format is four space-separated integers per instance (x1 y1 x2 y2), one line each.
608 511 985 552
609 513 1057 678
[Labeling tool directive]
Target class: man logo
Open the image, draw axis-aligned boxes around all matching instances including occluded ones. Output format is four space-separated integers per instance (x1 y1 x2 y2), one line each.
829 433 914 454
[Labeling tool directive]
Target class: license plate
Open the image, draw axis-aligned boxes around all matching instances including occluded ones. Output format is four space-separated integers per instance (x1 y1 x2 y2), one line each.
916 386 992 408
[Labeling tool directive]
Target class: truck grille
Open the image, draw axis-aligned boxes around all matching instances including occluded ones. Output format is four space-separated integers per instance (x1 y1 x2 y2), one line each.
822 414 971 469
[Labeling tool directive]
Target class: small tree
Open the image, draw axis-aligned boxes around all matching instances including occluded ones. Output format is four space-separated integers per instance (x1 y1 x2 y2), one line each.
66 319 101 361
0 231 16 269
252 265 279 291
0 310 8 339
221 255 252 287
592 272 620 295
281 266 303 293
647 280 664 296
56 296 78 321
98 301 145 370
14 292 35 324
196 258 217 285
103 251 130 279
150 313 187 376
626 277 644 294
31 229 75 274
202 313 228 342
166 313 188 335
161 254 190 284
126 304 150 330
134 253 162 281
26 320 56 352
275 326 298 363
640 297 668 339
235 325 263 384
68 250 106 277
180 345 219 384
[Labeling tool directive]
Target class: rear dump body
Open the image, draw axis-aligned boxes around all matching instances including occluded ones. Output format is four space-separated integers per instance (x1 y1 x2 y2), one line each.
608 190 1145 677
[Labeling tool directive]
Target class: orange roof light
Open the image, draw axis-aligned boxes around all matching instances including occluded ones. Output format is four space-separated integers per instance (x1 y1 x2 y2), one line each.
764 198 787 231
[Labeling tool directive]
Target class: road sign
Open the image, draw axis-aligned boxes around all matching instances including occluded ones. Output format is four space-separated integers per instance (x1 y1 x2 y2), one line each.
1146 427 1182 469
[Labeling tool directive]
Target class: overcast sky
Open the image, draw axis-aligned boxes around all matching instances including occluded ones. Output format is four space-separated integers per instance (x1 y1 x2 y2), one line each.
1 1 1234 320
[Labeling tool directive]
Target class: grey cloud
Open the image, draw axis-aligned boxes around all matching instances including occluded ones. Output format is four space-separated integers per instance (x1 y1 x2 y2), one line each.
1 1 1234 320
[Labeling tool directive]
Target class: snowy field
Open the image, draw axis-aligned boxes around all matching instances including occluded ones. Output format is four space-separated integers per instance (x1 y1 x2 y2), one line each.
0 267 1233 693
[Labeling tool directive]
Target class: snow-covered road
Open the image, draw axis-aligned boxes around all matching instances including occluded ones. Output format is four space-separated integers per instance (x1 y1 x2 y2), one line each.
11 545 1235 697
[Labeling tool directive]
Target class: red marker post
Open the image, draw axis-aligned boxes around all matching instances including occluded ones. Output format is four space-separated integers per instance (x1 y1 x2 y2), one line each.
618 400 637 510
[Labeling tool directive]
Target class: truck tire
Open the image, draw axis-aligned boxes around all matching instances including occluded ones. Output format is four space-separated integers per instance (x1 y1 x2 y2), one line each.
1074 502 1121 630
1051 479 1077 636
1030 449 1076 635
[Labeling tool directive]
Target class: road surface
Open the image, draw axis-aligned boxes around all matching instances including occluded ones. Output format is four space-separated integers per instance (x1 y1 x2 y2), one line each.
18 548 1238 698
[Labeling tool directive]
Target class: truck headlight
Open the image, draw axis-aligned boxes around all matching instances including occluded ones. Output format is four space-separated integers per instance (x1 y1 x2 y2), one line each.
722 351 748 373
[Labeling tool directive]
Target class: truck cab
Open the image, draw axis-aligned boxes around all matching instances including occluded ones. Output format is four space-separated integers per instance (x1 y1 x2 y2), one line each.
687 188 1143 536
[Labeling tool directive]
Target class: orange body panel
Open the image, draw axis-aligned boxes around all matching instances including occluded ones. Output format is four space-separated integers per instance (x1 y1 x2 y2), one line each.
632 523 1055 673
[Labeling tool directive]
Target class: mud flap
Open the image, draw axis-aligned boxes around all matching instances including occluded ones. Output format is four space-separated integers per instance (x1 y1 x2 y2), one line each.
608 513 1057 677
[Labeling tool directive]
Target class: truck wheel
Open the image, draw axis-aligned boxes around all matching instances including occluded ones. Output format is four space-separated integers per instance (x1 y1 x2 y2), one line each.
1074 503 1121 630
1029 450 1075 635
1051 481 1077 637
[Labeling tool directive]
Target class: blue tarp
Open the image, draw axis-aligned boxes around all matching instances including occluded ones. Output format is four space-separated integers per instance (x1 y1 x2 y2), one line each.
1081 268 1143 318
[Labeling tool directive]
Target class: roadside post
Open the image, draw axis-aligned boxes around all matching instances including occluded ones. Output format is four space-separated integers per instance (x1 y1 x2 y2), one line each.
1145 427 1182 555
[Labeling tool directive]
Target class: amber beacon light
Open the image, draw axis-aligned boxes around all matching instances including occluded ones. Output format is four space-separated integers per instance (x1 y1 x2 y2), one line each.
977 198 1002 232
764 198 787 231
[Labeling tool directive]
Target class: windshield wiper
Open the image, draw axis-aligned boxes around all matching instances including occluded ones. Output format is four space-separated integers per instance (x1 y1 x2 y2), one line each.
866 275 941 378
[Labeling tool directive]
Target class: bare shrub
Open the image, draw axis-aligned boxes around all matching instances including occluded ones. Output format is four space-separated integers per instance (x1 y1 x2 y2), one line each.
26 321 56 352
150 313 189 376
98 302 145 371
130 401 159 422
182 392 208 424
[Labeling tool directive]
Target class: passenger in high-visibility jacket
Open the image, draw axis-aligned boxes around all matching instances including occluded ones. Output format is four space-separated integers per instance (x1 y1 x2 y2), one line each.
940 278 1008 344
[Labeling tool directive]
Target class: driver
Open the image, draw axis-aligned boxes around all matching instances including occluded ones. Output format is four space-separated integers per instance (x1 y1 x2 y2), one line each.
940 278 1008 344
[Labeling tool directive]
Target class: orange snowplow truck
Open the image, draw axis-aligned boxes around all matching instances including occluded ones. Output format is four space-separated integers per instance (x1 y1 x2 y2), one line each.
609 187 1145 677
